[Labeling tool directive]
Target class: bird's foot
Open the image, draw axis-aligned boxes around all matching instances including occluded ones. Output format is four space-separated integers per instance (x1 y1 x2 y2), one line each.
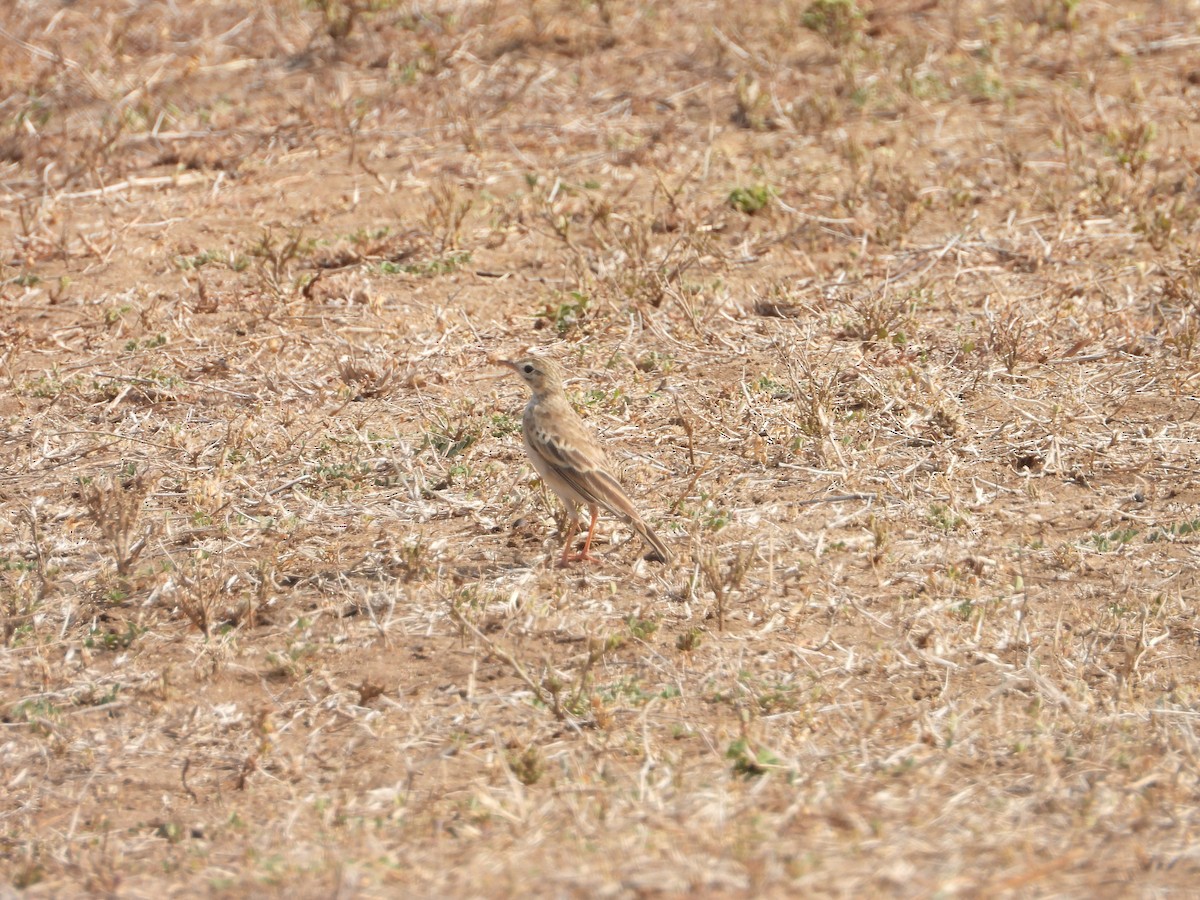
558 548 600 566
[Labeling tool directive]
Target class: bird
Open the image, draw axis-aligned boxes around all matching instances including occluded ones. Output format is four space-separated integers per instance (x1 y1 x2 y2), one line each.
500 355 673 565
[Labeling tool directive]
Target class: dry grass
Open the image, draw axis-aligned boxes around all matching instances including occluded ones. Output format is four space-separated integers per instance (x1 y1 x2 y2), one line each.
3 0 1200 895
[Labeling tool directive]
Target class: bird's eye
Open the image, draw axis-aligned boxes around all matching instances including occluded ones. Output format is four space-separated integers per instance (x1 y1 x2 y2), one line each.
523 364 534 374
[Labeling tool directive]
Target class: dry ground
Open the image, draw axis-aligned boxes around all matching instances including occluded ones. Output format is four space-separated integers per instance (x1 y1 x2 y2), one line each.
3 0 1200 896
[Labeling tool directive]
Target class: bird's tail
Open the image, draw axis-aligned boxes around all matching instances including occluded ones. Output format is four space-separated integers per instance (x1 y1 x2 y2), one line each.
633 519 673 564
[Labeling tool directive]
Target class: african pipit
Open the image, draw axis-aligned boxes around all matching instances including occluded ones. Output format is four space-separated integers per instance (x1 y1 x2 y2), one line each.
501 356 672 565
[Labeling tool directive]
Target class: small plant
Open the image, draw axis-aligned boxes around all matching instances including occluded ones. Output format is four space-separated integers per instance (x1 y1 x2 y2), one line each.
93 371 180 405
422 410 482 459
174 249 224 271
81 472 157 577
311 0 366 41
927 503 965 533
1154 258 1200 358
726 738 780 778
676 628 703 653
985 305 1028 375
122 334 168 352
728 184 773 215
1146 517 1200 542
732 74 769 131
1136 202 1179 252
423 178 476 253
490 413 520 438
965 67 1006 103
581 387 624 410
379 251 472 277
701 547 753 631
347 225 391 247
1029 0 1081 30
22 371 84 399
9 698 63 738
311 461 367 491
635 351 674 374
247 228 317 301
786 356 837 441
173 554 227 638
84 621 143 651
506 745 544 786
801 0 864 47
337 355 399 400
868 515 889 568
625 615 659 641
700 503 730 532
266 635 317 679
1103 121 1156 176
748 678 804 715
104 304 132 326
754 373 788 397
559 634 626 716
839 289 916 345
1089 528 1139 553
154 821 185 844
395 537 431 583
539 291 590 334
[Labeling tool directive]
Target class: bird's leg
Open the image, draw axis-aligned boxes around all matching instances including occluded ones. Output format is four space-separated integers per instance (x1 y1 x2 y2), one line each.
558 515 580 566
578 505 601 562
560 506 601 564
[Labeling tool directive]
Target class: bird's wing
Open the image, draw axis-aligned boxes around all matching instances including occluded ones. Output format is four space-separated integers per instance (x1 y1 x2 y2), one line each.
528 403 641 522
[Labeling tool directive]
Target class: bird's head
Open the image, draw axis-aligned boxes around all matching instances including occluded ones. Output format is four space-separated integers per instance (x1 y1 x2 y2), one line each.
500 356 566 396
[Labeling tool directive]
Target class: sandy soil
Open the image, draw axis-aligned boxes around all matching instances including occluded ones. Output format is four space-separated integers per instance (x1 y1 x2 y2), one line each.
2 1 1200 896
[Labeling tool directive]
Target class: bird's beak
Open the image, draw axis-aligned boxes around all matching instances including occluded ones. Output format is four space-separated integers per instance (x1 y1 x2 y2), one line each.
496 358 520 372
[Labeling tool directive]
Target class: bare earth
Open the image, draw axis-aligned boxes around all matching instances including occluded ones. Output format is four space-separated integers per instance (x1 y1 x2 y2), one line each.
3 1 1200 896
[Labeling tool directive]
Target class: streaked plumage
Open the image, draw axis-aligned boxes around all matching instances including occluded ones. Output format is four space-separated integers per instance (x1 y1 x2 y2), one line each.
501 356 672 565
